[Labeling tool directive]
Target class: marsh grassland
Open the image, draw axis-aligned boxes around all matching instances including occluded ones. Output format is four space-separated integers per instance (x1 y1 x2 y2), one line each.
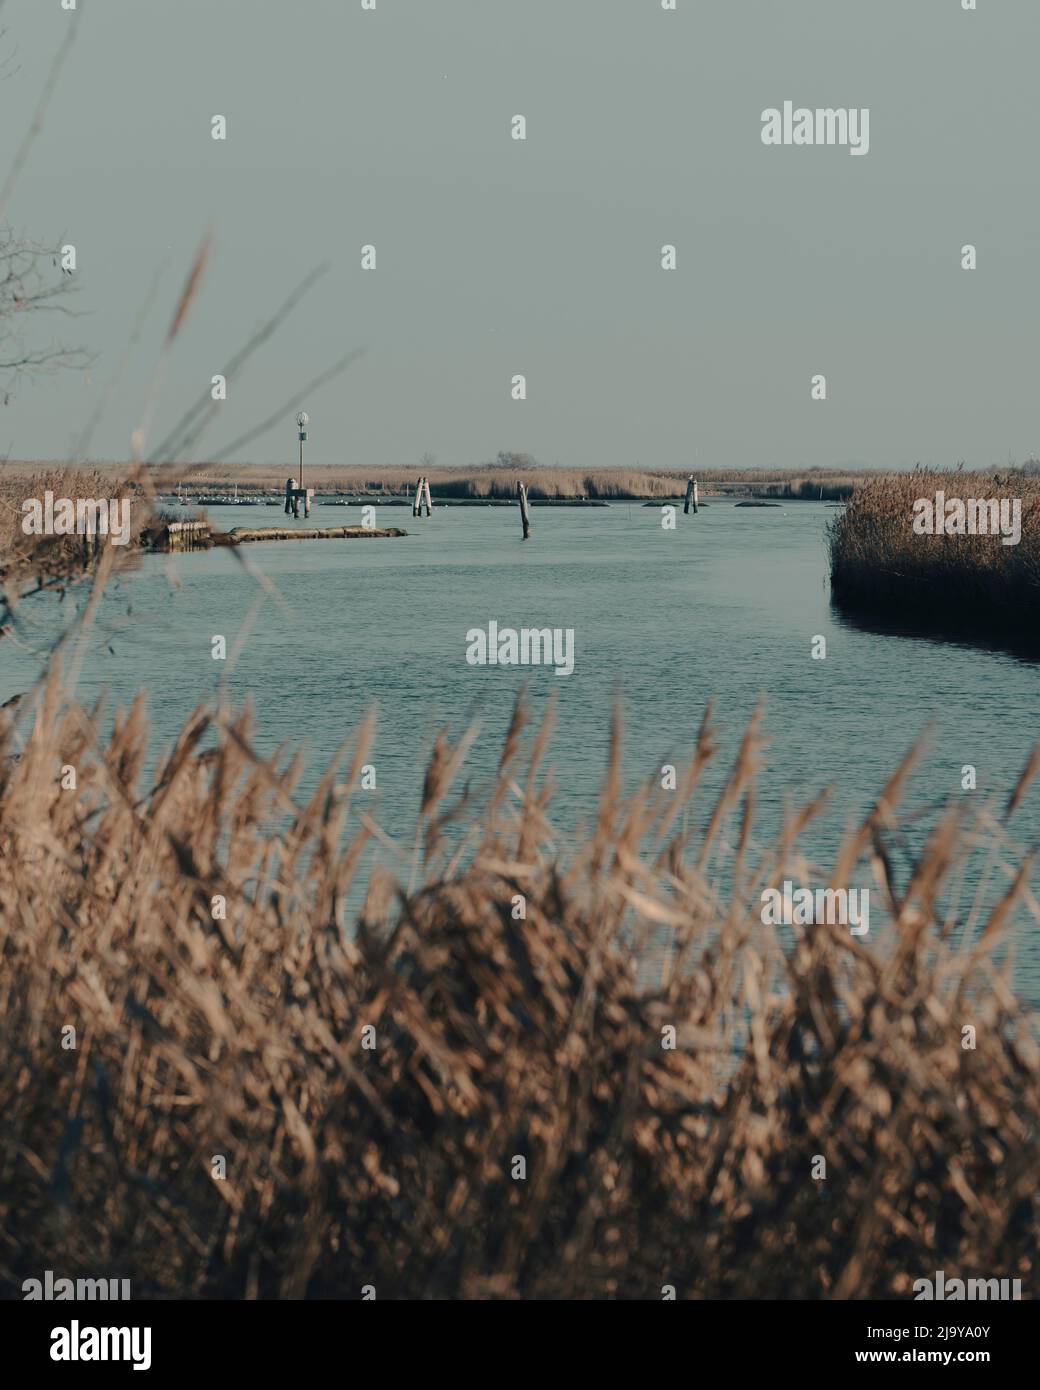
829 470 1040 641
0 467 135 590
3 459 866 503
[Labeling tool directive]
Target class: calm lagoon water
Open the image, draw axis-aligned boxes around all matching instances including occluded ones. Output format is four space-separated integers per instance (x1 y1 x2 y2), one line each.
3 498 1038 999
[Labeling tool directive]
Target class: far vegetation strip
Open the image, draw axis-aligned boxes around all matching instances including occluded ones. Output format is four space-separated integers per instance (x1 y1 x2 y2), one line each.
1 460 865 502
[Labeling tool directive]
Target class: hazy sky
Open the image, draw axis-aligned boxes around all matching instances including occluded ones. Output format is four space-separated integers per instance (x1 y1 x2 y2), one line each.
2 0 1038 471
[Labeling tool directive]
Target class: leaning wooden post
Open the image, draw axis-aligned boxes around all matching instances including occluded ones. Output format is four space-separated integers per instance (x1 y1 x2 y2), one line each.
422 476 433 517
413 476 424 518
518 481 531 539
684 475 698 515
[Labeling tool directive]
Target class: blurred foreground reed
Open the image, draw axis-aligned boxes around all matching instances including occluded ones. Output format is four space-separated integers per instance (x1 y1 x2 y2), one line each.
1 669 1037 1300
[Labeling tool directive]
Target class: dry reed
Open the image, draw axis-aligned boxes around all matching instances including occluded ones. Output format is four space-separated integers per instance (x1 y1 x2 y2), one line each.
829 469 1040 638
0 466 145 593
0 665 1037 1299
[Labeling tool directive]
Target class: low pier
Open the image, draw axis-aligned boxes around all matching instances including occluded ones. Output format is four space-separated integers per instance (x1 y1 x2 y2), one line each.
156 520 212 551
219 525 407 544
147 519 406 551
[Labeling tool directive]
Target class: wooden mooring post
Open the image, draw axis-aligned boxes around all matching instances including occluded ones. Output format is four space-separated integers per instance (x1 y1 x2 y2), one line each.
284 476 314 518
518 481 531 539
684 475 699 515
412 476 432 517
158 519 211 551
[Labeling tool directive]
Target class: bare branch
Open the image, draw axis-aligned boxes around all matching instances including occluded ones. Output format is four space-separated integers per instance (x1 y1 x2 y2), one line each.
0 230 88 396
0 346 89 373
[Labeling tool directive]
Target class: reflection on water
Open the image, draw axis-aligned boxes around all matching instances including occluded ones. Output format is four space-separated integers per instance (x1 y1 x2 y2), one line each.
831 597 1040 664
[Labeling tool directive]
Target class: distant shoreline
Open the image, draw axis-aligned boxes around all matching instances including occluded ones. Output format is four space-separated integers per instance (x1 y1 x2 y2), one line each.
2 460 864 504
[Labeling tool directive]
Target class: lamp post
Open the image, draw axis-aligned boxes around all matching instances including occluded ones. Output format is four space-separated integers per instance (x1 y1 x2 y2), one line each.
296 411 309 493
